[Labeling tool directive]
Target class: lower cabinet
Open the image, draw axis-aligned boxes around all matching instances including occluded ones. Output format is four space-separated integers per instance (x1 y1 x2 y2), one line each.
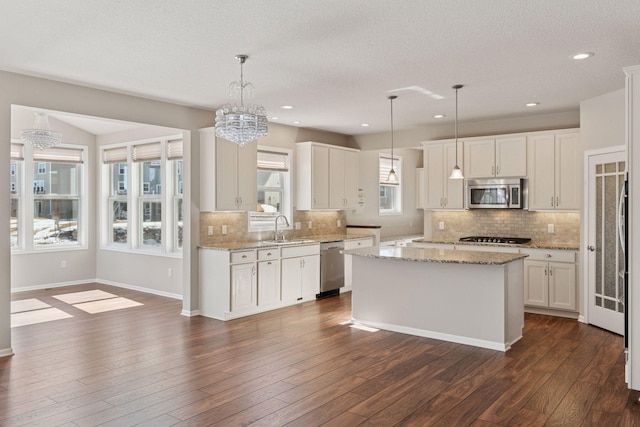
344 237 375 291
257 259 280 306
282 254 320 301
521 249 576 311
230 263 257 311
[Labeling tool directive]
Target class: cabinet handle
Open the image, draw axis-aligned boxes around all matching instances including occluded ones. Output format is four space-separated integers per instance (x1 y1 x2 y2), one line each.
545 268 548 276
357 242 361 246
267 252 272 256
550 196 554 207
492 166 495 176
267 261 272 265
545 254 552 258
252 266 256 276
242 255 247 258
556 196 559 207
549 267 553 276
444 198 448 207
588 245 596 252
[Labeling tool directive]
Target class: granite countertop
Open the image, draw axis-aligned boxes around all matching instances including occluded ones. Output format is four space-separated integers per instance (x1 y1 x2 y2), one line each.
345 246 529 265
412 238 579 251
199 234 373 251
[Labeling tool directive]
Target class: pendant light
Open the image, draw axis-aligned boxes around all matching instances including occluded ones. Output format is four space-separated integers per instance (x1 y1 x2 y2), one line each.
449 84 464 180
386 95 398 184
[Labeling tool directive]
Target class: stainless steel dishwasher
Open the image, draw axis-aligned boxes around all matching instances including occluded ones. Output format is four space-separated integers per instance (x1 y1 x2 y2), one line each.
319 241 345 297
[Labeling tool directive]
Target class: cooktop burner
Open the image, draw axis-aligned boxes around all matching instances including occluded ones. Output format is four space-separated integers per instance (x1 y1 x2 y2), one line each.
459 236 532 245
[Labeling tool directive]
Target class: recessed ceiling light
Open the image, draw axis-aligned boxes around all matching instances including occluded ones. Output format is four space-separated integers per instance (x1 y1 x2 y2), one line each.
433 114 445 119
271 116 279 120
281 105 294 110
572 52 595 60
525 102 540 107
361 123 369 127
293 121 301 124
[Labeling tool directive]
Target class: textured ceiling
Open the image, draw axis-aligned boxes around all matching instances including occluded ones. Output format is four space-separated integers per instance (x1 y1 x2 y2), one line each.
1 0 639 136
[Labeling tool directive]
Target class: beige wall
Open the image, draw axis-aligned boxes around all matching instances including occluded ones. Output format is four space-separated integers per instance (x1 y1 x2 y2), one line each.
580 89 625 151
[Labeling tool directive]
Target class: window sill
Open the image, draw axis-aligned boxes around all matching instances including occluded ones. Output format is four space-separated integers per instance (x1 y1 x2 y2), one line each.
11 245 88 255
100 245 183 259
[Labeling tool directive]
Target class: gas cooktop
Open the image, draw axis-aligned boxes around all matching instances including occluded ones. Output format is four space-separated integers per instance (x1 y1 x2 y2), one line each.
459 236 532 245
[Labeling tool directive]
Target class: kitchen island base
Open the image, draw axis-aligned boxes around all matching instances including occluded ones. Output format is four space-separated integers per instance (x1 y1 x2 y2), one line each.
351 252 524 352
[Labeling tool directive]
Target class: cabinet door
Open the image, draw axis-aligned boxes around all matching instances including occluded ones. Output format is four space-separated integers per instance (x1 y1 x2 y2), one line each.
311 145 329 209
495 136 526 177
231 263 257 311
548 262 576 310
215 139 239 211
329 148 346 209
424 143 445 209
524 260 549 307
236 143 257 211
258 260 280 306
281 257 302 301
300 255 320 298
444 142 464 208
527 134 556 210
464 139 495 178
344 150 359 209
555 133 580 210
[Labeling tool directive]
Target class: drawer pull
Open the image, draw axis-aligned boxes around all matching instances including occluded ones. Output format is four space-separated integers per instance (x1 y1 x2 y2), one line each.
242 255 247 259
267 252 272 256
545 254 552 258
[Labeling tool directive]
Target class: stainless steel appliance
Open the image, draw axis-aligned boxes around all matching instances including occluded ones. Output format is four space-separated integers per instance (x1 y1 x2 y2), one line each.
466 178 527 209
319 241 345 298
459 236 531 245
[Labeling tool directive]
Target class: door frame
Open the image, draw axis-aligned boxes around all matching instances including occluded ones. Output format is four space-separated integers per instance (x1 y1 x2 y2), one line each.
582 145 627 326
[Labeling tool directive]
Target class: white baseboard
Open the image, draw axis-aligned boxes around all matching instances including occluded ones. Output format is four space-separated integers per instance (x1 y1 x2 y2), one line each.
96 279 183 300
181 309 200 317
11 279 95 293
525 307 580 320
0 348 15 358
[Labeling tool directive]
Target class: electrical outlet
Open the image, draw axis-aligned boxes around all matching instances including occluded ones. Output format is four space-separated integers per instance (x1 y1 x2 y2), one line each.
207 225 213 236
168 268 173 277
337 219 341 227
439 221 445 230
295 222 301 230
222 225 228 235
547 224 555 233
61 260 67 269
308 221 313 229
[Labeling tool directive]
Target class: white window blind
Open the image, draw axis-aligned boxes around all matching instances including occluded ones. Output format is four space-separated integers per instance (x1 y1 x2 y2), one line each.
10 143 24 160
33 146 84 164
103 146 128 164
258 150 289 171
167 139 183 160
133 142 161 162
379 155 399 184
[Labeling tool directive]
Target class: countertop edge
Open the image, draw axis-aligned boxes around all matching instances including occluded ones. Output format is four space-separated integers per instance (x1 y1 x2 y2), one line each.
412 239 579 251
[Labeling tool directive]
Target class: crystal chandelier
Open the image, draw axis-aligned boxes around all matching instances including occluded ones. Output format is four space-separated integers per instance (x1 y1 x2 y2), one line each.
21 112 63 150
215 54 268 147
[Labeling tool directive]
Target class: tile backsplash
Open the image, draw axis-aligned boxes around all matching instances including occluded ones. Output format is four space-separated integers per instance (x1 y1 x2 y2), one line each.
429 210 580 245
200 210 347 246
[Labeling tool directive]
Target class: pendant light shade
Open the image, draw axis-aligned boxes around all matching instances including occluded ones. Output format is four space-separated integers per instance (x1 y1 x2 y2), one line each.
386 95 399 184
449 84 464 180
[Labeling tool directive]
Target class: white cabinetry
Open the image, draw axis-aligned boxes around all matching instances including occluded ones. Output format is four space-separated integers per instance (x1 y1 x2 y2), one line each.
231 262 257 311
200 127 257 211
527 131 580 210
281 244 320 301
464 136 527 178
257 249 280 307
521 249 576 311
416 168 424 209
344 237 375 291
297 142 360 210
423 141 464 209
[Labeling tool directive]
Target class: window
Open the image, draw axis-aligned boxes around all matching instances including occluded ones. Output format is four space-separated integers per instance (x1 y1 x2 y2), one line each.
102 137 183 254
379 154 402 215
11 143 86 251
250 148 292 231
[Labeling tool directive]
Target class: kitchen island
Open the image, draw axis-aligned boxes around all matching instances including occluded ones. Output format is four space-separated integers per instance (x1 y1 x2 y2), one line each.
345 246 528 351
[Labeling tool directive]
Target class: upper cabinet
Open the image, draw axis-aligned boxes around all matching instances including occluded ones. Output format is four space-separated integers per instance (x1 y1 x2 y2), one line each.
297 142 359 210
200 127 257 211
464 136 527 178
527 131 580 211
423 140 464 210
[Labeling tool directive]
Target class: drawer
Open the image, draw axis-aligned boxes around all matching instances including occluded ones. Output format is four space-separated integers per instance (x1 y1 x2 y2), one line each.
281 243 320 258
258 248 279 260
345 238 373 250
231 250 256 263
520 248 575 263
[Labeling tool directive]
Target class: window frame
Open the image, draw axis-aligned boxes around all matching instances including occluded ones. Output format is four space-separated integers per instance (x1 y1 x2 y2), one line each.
379 153 403 216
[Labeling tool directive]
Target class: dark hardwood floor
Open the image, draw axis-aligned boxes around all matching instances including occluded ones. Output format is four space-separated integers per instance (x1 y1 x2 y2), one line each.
2 283 640 426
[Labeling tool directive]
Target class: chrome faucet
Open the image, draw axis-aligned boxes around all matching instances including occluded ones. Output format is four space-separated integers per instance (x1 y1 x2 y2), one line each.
274 215 290 241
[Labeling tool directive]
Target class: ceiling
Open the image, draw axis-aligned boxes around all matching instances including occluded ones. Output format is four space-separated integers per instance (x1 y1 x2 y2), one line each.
2 0 639 137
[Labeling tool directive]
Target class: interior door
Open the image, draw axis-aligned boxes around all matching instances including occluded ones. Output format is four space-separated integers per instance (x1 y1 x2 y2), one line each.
587 149 626 334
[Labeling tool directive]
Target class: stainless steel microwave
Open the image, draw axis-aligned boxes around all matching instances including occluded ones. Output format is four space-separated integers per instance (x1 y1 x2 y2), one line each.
466 178 527 209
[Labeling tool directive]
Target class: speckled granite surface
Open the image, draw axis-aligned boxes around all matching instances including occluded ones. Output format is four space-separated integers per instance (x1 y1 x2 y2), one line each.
345 246 528 265
412 238 579 251
199 234 372 251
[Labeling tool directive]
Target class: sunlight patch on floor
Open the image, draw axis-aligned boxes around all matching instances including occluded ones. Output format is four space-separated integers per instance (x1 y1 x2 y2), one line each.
52 289 118 304
11 298 51 313
72 297 143 314
11 308 73 327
